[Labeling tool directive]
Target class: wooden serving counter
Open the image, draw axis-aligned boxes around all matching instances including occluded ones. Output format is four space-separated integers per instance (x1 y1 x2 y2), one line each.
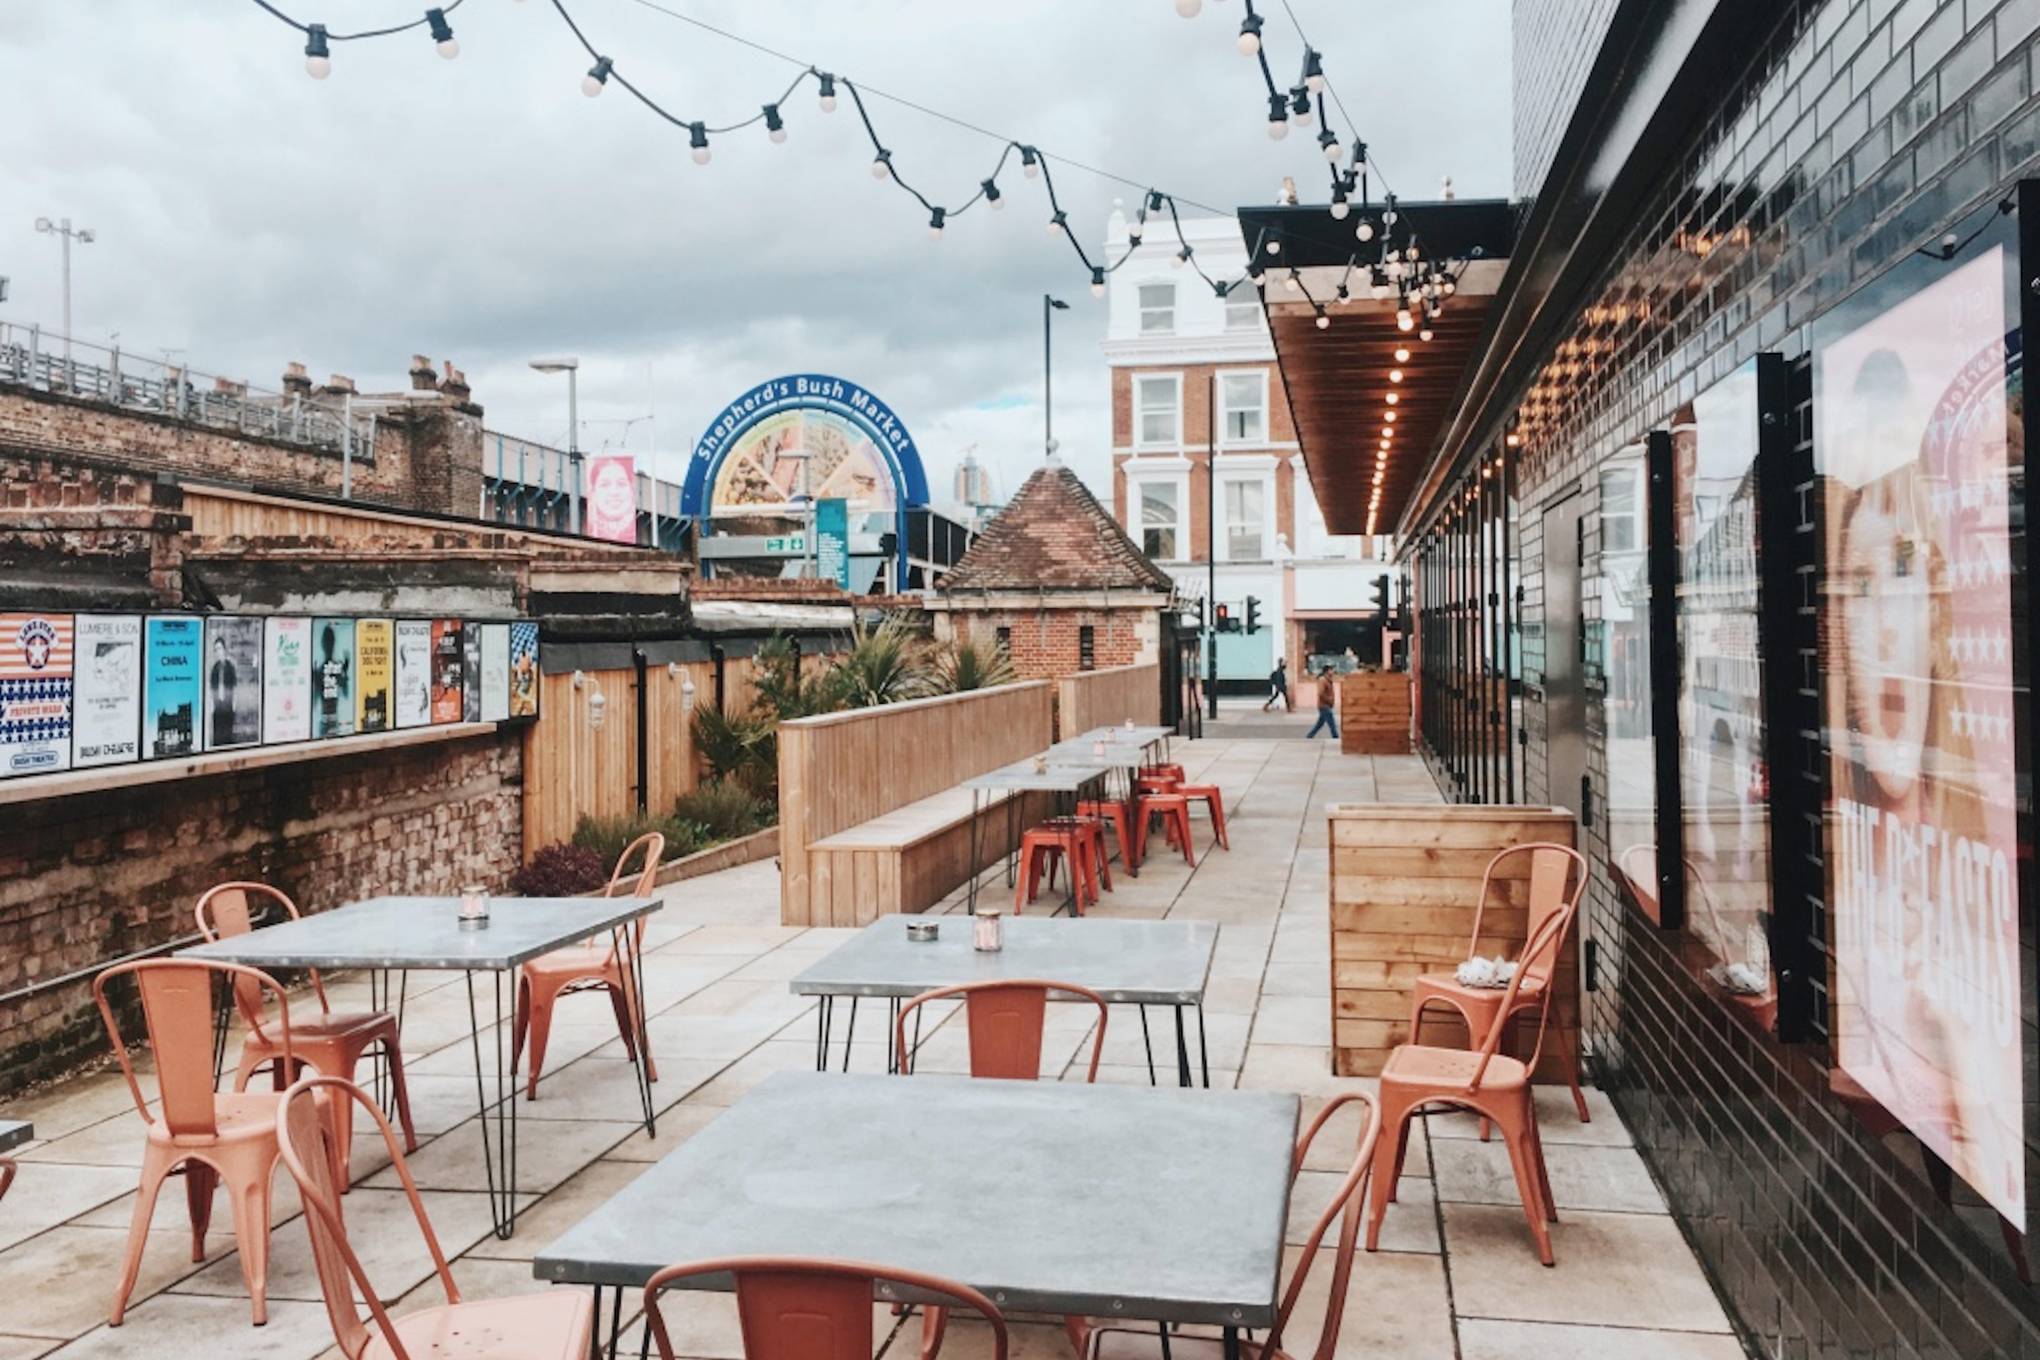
1337 671 1411 755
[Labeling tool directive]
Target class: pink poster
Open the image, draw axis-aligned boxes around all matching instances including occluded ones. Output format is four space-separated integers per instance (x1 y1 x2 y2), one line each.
585 454 639 544
1816 247 2024 1226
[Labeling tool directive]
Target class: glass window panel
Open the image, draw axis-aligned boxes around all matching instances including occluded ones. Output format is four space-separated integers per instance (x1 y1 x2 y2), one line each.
1135 375 1179 447
1225 298 1264 331
1602 441 1658 914
1225 479 1264 559
1140 481 1178 559
1222 374 1267 444
1138 283 1176 335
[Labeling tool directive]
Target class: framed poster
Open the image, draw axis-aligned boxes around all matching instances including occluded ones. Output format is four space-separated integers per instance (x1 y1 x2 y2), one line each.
585 453 639 544
356 619 393 734
203 616 263 751
262 616 313 745
480 623 511 722
0 612 73 778
311 617 356 740
430 619 464 724
72 613 142 769
508 621 539 719
460 622 483 723
143 615 202 759
393 619 432 729
1813 204 2025 1228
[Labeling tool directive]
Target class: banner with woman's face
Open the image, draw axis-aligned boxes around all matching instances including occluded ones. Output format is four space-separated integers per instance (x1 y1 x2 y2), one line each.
1815 245 2025 1227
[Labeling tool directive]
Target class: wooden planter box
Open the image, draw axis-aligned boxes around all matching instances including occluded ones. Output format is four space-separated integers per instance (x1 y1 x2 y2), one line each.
1337 673 1411 755
1328 804 1579 1081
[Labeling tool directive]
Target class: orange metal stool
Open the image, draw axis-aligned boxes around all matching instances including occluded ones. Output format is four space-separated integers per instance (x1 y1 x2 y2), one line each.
1173 782 1230 850
1136 792 1196 865
1076 798 1139 873
1017 822 1096 913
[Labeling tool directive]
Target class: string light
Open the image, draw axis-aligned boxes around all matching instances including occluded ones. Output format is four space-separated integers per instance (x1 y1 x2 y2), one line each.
689 121 711 164
816 71 838 111
1266 94 1290 139
1090 267 1107 298
582 56 611 96
304 23 331 78
928 207 945 240
981 178 1002 208
425 7 458 58
764 104 786 142
871 148 893 179
1237 12 1264 55
1175 0 1203 15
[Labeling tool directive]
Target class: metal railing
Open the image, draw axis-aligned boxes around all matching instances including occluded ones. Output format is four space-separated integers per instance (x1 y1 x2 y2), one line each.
0 321 374 461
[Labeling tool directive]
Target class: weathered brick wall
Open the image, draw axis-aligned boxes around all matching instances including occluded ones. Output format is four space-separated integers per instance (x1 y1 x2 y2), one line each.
939 604 1157 681
0 729 523 1095
0 445 189 609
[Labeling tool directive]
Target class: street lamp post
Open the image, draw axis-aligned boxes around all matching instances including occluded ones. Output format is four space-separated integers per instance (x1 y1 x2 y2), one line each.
34 216 95 361
1043 294 1068 459
530 357 582 533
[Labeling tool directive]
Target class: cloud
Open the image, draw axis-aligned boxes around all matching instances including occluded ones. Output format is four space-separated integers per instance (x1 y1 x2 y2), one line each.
0 0 1510 499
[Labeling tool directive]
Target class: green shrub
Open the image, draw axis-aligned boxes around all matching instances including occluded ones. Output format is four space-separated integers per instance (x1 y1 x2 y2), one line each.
692 702 778 799
928 636 1017 693
674 778 770 841
826 613 931 709
573 811 708 870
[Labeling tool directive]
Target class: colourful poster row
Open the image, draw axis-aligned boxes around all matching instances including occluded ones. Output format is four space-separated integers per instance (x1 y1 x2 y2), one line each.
0 614 540 781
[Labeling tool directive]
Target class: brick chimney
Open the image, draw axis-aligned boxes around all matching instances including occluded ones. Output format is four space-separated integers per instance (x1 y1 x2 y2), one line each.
320 373 357 398
440 359 471 405
213 376 248 398
280 362 313 397
409 354 438 392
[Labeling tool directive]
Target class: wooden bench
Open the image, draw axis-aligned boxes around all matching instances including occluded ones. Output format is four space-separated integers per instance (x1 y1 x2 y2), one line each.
778 682 1056 926
802 785 1046 925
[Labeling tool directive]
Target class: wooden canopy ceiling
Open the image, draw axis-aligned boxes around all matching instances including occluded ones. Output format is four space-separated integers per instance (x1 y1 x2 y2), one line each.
1239 201 1515 537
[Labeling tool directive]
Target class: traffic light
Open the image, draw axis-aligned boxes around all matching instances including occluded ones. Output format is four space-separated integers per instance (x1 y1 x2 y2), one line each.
1370 574 1390 621
1214 602 1233 633
1245 596 1261 634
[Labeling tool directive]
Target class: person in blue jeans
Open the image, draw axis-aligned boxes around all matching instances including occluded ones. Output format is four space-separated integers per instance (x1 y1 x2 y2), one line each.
1306 666 1340 739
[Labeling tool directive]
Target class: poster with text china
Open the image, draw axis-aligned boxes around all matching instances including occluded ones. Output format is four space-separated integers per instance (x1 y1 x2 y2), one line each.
72 614 142 769
355 619 393 734
0 612 73 778
1814 241 2025 1226
143 616 202 760
262 617 312 745
508 621 539 718
311 618 356 739
393 619 432 729
431 619 464 724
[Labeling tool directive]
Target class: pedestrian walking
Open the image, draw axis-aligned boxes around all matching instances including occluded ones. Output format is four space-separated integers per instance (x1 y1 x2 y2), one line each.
1263 657 1290 712
1306 666 1340 739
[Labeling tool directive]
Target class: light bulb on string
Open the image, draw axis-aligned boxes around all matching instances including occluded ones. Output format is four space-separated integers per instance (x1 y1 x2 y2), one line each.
1419 326 1434 342
1174 247 1192 270
1395 307 1413 332
582 56 612 96
1048 210 1068 236
1329 194 1350 221
1290 88 1314 127
426 8 458 58
689 122 711 164
1319 129 1342 162
1175 0 1202 15
1021 146 1040 178
764 104 787 142
304 23 332 78
1389 369 1403 383
1266 94 1289 140
1284 270 1301 293
927 207 945 240
1394 347 1410 362
1238 12 1263 55
982 178 1002 209
1314 309 1330 330
816 72 837 112
1385 392 1399 405
1090 267 1106 299
1356 219 1375 242
871 149 892 179
1303 48 1326 92
1266 239 1281 255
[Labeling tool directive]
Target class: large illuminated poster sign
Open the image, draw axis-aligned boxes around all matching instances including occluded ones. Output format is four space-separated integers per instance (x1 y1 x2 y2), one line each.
682 374 930 583
585 454 639 545
1814 239 2024 1226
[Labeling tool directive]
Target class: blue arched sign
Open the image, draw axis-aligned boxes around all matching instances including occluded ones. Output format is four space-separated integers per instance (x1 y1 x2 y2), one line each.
683 374 929 583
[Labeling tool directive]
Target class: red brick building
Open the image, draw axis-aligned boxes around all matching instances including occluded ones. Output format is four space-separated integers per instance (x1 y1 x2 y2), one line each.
927 460 1174 680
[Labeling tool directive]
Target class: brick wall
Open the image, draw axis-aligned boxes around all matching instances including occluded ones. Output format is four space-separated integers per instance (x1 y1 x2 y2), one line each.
1486 1 2040 1356
939 604 1157 681
1109 360 1298 450
0 729 523 1095
0 446 189 609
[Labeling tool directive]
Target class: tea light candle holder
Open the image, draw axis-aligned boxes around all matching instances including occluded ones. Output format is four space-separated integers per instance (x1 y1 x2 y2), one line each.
1031 753 1049 775
1091 739 1108 757
973 906 1004 953
906 920 940 943
1123 716 1136 731
457 885 489 930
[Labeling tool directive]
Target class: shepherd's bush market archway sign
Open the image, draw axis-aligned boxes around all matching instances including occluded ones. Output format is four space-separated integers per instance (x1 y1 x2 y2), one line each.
682 374 929 584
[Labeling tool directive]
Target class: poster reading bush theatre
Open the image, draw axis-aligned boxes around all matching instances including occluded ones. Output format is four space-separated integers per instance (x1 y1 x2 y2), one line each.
144 616 202 759
480 623 511 722
355 619 393 733
0 612 74 778
203 616 264 751
460 622 483 723
312 618 355 739
72 614 142 769
1815 244 2025 1226
431 619 464 724
394 619 432 729
509 621 538 718
263 617 313 744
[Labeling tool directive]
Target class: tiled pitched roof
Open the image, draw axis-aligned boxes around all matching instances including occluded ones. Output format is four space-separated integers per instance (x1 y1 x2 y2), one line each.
940 462 1175 593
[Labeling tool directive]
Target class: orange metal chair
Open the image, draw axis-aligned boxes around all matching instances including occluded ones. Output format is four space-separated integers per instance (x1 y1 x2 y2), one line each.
275 1074 594 1360
0 1157 14 1205
644 1257 1007 1360
1084 1092 1381 1358
1172 782 1229 850
896 979 1109 1359
1016 821 1099 914
197 882 418 1181
95 958 298 1327
1405 843 1590 1125
1076 798 1139 873
512 831 663 1099
1367 909 1570 1266
1134 791 1195 865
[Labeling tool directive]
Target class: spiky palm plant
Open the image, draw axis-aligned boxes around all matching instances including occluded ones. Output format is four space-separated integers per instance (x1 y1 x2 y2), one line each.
928 636 1019 693
826 613 931 709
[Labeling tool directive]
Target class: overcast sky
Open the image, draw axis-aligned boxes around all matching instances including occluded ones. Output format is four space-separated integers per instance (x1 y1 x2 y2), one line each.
0 1 1510 503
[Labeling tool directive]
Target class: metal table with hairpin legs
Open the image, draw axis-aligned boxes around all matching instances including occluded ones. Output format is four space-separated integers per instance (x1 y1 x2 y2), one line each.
960 761 1109 921
181 894 661 1239
537 1072 1294 1360
794 915 1218 1085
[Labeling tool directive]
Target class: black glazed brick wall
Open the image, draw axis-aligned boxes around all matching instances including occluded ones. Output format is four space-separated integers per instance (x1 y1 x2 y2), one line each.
1500 1 2040 1357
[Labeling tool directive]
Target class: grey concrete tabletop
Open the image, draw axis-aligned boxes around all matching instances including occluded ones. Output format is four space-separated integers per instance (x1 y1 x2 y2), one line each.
0 1119 31 1154
962 760 1108 793
789 916 1218 1004
1072 725 1175 746
178 895 660 972
533 1070 1296 1328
